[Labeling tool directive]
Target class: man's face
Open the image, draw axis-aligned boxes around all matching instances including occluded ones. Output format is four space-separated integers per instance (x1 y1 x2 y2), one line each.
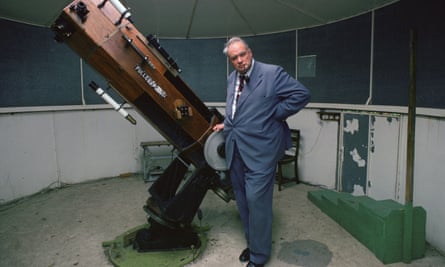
227 41 252 74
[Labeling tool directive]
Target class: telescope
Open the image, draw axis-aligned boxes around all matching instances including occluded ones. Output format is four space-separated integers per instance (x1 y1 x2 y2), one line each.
52 0 232 258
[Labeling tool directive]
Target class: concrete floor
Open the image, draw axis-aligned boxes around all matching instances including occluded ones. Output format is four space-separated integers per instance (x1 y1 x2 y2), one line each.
0 175 444 267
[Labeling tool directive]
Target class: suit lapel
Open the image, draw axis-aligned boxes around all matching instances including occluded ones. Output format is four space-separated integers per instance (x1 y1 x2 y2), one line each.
237 64 262 107
226 74 237 120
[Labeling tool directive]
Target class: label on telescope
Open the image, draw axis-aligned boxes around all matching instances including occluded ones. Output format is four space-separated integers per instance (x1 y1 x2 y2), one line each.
134 65 167 98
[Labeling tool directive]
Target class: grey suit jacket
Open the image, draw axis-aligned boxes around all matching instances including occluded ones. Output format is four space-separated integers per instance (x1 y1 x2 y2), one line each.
223 61 310 170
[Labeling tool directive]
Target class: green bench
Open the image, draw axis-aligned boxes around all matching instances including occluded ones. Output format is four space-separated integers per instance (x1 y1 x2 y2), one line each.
308 189 426 264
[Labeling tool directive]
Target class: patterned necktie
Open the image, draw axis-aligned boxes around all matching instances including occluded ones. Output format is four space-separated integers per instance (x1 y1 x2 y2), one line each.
232 75 246 119
236 75 246 102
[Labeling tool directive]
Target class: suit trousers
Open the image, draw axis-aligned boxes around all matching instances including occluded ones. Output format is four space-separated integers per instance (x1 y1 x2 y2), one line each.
230 143 276 264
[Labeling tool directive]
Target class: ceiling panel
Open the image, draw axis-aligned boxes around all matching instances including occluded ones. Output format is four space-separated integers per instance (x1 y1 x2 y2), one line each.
0 0 399 38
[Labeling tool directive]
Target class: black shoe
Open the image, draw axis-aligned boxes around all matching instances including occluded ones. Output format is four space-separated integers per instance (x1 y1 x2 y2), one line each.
239 248 250 262
246 261 264 267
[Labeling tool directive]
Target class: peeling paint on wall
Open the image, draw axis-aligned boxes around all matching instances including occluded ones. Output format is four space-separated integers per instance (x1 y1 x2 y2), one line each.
369 115 400 154
344 118 359 134
386 116 399 124
350 148 366 167
370 116 376 153
352 184 365 196
367 114 402 201
341 113 369 193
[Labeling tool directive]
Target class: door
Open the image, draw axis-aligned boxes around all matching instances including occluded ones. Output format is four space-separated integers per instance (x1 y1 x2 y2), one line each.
367 114 401 200
339 112 401 200
340 113 369 194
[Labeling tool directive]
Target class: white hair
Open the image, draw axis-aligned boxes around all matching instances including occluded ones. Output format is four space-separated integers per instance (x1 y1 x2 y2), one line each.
223 37 249 55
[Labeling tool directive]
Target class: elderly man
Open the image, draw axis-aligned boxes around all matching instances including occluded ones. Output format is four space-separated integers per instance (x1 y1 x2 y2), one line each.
213 37 310 267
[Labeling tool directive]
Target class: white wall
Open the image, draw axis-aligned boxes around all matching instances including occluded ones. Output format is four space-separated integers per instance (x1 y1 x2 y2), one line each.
413 117 445 252
0 106 163 203
1 104 445 253
288 109 339 189
0 112 59 201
